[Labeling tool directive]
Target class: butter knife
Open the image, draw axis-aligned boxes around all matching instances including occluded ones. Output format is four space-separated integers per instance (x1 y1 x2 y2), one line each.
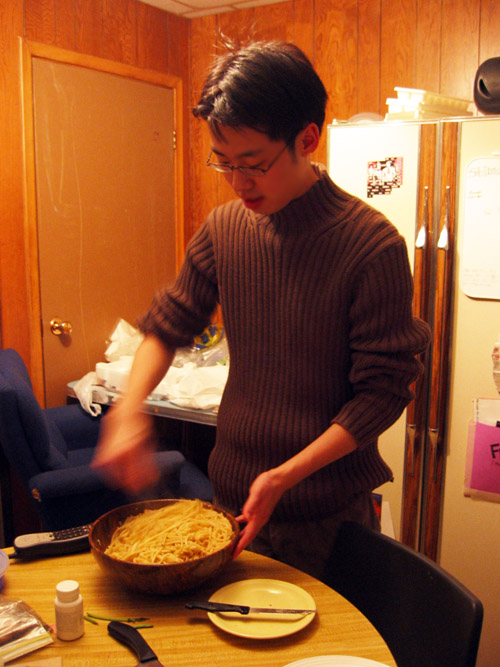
185 601 315 615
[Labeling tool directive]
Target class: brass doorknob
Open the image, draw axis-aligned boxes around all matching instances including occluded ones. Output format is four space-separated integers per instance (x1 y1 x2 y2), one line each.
50 318 73 336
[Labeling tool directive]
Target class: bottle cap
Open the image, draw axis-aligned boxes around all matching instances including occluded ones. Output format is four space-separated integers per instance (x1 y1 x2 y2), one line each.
56 579 80 602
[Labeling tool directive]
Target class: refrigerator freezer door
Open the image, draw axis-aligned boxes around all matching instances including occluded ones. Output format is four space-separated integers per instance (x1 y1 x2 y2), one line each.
327 121 421 266
327 121 422 540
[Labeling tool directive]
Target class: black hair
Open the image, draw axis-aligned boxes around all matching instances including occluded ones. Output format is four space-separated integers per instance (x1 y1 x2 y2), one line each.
193 40 328 145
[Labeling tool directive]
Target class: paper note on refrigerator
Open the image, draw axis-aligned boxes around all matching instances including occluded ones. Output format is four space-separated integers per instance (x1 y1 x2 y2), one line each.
460 157 500 300
465 398 500 502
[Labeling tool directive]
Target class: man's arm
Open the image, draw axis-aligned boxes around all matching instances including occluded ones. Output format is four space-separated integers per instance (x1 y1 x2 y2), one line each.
233 422 357 557
91 334 176 493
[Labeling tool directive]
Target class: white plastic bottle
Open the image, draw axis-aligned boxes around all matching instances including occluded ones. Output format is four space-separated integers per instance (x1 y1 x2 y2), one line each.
54 579 84 641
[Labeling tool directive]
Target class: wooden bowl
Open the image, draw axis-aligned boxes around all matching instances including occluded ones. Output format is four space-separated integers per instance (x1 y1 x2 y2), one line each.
89 499 239 595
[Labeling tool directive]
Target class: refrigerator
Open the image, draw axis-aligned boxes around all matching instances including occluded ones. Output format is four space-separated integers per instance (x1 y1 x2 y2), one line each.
327 116 500 666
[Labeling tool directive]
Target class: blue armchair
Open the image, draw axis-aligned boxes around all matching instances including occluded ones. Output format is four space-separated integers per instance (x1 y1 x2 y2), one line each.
0 348 213 532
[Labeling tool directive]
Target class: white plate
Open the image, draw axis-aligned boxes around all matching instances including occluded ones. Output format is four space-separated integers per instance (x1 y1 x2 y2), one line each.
207 578 316 639
283 657 390 666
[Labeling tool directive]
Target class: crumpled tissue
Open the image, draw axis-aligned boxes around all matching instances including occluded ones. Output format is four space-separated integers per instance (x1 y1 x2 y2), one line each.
75 319 229 413
104 318 144 362
95 358 228 410
73 371 109 416
151 362 228 409
73 319 141 415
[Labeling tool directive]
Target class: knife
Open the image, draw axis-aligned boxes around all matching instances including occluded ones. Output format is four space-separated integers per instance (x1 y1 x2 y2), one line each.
185 601 316 615
108 621 165 666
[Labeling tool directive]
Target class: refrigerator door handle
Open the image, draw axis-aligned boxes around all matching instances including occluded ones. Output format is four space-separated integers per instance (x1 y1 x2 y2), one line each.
423 117 458 562
415 224 426 248
415 186 429 249
427 428 439 483
406 423 417 475
437 186 451 250
410 185 431 477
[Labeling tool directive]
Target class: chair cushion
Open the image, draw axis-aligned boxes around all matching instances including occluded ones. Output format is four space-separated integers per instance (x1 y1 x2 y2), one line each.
66 448 96 467
44 419 71 467
45 403 103 450
178 460 213 501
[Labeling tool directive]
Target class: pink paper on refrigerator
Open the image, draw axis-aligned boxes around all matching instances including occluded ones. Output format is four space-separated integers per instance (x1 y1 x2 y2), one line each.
466 421 500 501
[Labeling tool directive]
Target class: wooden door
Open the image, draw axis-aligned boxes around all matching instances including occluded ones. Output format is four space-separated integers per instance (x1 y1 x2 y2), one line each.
22 43 184 407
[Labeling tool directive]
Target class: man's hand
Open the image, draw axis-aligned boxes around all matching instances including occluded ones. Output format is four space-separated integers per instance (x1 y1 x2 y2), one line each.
231 423 359 558
233 468 285 558
91 335 176 494
91 404 159 494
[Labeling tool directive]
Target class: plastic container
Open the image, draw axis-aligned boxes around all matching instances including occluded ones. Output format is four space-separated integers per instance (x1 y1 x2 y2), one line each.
0 550 9 592
385 87 474 121
394 86 471 110
54 579 84 641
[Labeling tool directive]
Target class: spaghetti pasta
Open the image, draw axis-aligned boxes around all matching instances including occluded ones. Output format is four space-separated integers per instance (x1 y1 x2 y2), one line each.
104 499 234 564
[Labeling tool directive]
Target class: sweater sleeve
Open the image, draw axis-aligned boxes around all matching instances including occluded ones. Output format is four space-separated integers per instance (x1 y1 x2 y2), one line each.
137 220 219 349
332 236 431 448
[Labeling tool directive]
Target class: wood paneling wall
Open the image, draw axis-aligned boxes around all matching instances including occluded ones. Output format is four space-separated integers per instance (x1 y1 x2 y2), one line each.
0 0 190 371
1 0 500 372
188 0 500 238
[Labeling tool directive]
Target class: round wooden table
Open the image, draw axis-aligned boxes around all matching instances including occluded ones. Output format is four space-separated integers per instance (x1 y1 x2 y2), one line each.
2 548 396 666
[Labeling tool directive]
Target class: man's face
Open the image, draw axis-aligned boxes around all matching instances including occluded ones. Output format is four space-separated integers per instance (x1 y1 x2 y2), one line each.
208 126 318 215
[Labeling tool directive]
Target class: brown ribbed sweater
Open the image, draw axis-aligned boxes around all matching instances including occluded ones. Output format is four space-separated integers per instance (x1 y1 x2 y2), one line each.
138 164 430 521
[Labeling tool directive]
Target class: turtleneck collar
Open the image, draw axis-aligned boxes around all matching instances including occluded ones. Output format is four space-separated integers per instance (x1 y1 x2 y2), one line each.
248 163 353 230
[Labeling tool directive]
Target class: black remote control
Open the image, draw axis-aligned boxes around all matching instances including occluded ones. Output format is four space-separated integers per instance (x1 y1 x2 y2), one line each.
12 525 91 559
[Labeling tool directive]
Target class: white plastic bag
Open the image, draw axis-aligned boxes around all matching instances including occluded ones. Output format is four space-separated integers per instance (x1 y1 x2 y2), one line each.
104 319 144 362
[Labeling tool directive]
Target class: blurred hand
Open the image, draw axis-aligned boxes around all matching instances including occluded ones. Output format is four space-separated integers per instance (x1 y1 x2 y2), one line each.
233 469 285 558
91 403 159 494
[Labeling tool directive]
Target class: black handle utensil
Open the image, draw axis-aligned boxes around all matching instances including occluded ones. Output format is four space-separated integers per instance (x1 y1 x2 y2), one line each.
108 621 165 666
185 601 315 615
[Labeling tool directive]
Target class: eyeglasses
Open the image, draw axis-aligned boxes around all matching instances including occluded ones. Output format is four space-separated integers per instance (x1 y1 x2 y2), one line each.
206 143 289 177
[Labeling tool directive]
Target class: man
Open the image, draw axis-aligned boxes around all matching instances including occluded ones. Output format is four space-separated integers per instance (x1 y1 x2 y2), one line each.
92 41 430 578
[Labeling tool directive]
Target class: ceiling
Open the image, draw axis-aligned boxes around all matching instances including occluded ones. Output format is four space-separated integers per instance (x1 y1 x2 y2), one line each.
142 0 288 19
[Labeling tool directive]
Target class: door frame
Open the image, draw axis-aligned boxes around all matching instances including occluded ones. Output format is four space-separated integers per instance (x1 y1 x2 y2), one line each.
20 38 184 405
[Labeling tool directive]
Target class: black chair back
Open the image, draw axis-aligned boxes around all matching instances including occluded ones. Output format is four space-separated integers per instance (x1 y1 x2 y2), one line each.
323 521 483 667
